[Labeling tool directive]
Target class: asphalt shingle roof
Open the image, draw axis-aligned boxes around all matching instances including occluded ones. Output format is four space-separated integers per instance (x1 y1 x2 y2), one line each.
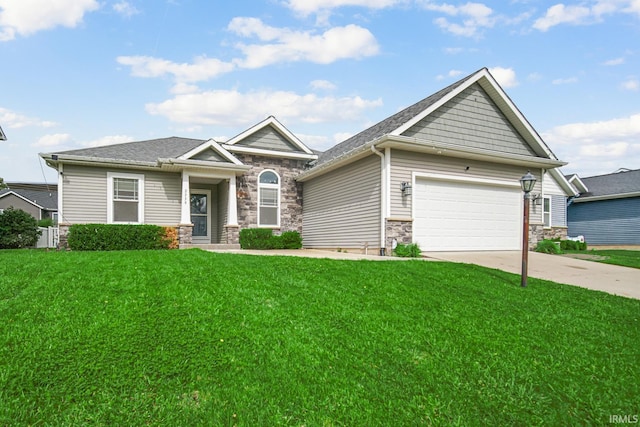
0 188 58 210
53 137 207 163
314 70 477 166
578 169 640 198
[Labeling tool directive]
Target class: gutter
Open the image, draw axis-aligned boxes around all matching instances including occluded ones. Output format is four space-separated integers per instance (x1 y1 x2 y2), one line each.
572 191 640 203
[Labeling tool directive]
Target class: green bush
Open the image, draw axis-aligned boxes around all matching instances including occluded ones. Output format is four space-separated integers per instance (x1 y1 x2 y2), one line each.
38 218 55 228
239 228 302 250
0 207 42 249
535 239 562 254
394 243 422 258
559 239 587 251
67 224 173 251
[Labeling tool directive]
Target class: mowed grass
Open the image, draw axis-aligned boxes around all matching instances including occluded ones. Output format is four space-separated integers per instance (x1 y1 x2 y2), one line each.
567 249 640 269
1 250 639 426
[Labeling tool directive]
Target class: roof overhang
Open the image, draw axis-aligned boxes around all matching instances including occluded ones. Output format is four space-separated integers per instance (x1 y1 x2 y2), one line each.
572 191 640 203
157 158 251 174
548 168 579 197
297 134 566 182
223 144 318 160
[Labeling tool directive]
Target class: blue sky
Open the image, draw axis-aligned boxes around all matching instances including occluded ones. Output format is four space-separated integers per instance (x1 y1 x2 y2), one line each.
1 0 639 183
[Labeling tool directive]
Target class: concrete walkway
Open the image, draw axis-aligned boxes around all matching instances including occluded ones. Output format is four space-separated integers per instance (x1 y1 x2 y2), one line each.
426 251 640 300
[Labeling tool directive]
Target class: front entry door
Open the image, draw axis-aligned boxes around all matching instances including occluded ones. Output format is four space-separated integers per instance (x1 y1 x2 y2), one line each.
190 190 211 243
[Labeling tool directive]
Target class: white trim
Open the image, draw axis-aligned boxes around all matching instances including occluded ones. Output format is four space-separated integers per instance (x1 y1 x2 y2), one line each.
225 116 315 155
223 144 317 160
180 171 191 224
257 169 281 228
107 172 145 224
543 195 552 228
384 147 391 218
178 139 244 165
573 191 640 203
228 177 238 226
58 164 64 223
411 172 522 189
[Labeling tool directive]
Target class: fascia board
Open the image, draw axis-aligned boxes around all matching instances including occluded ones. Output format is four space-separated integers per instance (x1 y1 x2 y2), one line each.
40 154 157 169
224 144 318 160
572 192 640 203
548 168 579 197
158 158 251 172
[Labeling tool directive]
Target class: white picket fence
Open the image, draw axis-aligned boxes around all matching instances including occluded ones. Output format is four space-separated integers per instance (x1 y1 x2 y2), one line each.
36 227 59 249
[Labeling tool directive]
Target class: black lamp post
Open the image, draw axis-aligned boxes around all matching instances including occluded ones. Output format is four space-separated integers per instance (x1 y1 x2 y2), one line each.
519 171 537 287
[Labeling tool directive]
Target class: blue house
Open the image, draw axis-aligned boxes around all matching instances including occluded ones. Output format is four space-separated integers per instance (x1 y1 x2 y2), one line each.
567 169 640 245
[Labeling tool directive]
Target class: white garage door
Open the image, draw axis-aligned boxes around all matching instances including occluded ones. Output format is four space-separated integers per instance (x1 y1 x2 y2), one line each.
414 177 522 251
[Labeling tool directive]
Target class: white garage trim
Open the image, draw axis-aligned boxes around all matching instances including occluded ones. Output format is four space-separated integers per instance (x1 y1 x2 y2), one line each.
412 173 522 251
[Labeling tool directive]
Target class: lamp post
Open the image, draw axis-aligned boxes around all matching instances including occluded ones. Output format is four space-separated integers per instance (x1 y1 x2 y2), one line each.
519 171 537 287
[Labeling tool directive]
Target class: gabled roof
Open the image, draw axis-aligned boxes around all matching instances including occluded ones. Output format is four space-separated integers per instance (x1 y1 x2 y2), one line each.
0 125 6 140
314 68 559 168
177 139 243 165
0 188 58 210
223 116 317 159
573 169 640 202
565 174 589 194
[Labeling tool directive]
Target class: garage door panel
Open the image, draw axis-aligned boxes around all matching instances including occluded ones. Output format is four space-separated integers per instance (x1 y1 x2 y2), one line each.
414 178 521 251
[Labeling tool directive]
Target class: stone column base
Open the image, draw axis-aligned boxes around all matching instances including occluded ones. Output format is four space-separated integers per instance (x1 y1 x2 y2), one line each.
385 218 413 255
178 224 193 247
225 225 240 245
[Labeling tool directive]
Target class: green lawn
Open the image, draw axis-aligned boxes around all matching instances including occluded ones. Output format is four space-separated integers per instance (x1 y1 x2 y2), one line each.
1 249 639 426
565 249 640 269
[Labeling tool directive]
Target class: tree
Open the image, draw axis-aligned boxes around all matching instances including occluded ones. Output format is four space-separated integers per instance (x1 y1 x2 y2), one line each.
0 177 6 189
0 207 42 249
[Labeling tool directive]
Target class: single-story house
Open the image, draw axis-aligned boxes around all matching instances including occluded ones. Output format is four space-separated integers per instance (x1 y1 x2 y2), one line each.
0 183 58 223
567 168 640 245
41 68 574 252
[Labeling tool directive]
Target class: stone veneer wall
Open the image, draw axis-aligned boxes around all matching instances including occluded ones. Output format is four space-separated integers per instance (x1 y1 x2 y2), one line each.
234 154 307 234
224 225 240 245
385 219 413 255
58 224 70 249
543 226 568 241
178 224 193 247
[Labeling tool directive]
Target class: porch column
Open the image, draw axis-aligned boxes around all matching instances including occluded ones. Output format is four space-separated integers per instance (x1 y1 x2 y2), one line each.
228 175 238 226
180 171 191 224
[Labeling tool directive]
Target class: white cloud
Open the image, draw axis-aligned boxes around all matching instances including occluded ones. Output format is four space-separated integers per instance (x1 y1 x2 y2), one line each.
542 113 640 175
0 107 57 129
284 0 403 16
228 18 379 68
421 1 496 37
310 80 337 91
603 57 625 66
113 1 140 18
117 55 236 83
0 0 99 41
533 1 639 31
32 133 71 148
489 66 518 88
145 89 383 126
436 69 464 80
79 135 135 148
621 78 639 91
552 76 578 85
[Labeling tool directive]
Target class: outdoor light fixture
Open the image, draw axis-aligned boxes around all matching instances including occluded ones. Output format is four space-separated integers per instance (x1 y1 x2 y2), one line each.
401 182 412 197
519 171 537 288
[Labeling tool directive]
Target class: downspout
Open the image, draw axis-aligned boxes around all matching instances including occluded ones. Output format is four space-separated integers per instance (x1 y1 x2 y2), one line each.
370 145 386 256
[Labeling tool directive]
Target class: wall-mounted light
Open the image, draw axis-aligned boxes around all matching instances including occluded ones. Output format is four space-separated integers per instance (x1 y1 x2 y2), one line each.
531 193 542 205
401 182 412 197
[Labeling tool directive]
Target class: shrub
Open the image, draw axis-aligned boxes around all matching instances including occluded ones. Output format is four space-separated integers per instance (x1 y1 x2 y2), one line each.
38 218 55 228
0 207 42 249
560 239 588 251
67 224 174 251
239 228 302 250
535 239 562 254
394 243 422 258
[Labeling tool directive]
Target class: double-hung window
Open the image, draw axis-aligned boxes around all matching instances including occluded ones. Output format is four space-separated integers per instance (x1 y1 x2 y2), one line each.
107 172 144 223
258 170 280 227
543 196 551 228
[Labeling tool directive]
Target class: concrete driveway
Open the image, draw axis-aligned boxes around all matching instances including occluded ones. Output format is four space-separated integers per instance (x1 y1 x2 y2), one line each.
426 251 640 300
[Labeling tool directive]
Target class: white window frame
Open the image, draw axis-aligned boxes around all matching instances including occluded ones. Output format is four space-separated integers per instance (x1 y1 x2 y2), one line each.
107 172 145 224
543 196 551 228
257 169 280 228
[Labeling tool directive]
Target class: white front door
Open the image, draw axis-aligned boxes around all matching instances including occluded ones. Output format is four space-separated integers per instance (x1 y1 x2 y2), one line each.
190 189 211 243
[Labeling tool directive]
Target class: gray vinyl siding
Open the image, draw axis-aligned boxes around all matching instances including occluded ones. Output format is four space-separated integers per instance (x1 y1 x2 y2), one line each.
568 197 640 245
402 83 537 157
62 165 182 225
389 150 543 223
62 165 108 223
144 170 181 224
0 194 41 219
192 148 228 162
302 155 381 248
236 126 299 152
551 194 566 227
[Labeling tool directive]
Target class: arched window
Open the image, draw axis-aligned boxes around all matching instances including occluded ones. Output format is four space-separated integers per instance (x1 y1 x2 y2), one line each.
258 170 280 227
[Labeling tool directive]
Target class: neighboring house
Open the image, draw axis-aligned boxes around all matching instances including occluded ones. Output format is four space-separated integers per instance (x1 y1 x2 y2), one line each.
567 169 640 245
0 183 58 223
41 68 573 252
